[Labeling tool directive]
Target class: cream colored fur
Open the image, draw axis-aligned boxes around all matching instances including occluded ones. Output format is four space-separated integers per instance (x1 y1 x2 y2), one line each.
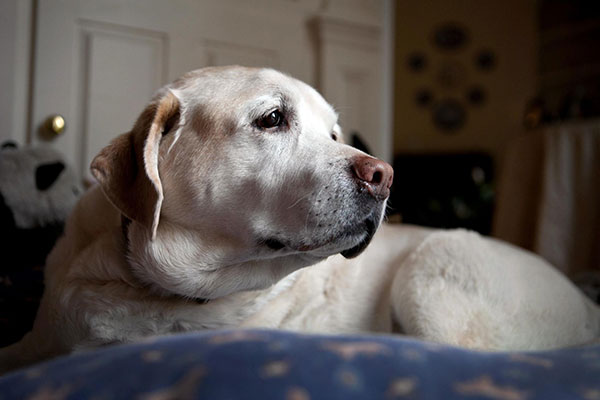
1 66 598 374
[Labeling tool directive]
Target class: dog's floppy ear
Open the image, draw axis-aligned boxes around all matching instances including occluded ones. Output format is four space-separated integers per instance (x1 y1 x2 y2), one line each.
91 91 180 239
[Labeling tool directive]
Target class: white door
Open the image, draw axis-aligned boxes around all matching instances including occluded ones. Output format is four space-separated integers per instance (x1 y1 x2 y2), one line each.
32 0 323 181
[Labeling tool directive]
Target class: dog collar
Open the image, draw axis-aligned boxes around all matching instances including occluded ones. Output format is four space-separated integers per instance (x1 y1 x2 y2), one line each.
120 215 209 305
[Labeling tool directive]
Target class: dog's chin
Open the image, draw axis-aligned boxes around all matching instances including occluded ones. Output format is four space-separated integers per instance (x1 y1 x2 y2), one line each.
260 209 383 260
340 216 378 259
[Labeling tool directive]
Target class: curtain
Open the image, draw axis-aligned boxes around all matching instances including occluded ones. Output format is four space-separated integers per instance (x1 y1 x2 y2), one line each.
493 119 600 276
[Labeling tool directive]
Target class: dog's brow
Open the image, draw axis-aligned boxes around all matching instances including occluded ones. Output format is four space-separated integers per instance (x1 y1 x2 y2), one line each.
248 92 292 119
274 91 292 110
324 107 339 131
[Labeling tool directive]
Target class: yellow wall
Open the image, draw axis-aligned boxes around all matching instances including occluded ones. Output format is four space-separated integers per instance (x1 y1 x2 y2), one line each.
394 1 537 165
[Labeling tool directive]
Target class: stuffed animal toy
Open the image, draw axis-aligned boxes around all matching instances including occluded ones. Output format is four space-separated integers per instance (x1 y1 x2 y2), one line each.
0 141 82 346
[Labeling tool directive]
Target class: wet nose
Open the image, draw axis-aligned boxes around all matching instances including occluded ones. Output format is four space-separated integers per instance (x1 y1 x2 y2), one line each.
351 155 394 200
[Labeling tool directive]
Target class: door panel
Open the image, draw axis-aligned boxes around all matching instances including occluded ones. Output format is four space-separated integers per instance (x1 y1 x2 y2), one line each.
79 21 166 176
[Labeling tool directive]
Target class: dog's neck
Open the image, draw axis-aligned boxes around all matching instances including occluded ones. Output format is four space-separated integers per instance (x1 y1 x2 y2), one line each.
122 217 322 305
121 215 210 304
118 214 312 330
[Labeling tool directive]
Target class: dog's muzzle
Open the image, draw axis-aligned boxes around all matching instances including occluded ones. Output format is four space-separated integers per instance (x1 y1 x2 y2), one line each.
337 156 393 258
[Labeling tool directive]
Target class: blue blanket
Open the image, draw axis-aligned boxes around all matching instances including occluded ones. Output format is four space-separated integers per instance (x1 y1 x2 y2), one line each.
0 330 598 399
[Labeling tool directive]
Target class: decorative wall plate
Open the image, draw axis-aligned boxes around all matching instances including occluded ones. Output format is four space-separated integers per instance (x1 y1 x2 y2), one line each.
475 49 496 71
433 23 468 50
467 86 486 106
415 88 433 107
407 52 427 72
433 99 466 132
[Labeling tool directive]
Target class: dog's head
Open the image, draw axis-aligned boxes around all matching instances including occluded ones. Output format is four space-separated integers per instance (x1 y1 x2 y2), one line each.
91 66 393 299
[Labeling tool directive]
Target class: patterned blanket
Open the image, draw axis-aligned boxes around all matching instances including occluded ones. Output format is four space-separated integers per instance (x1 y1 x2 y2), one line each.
1 330 598 399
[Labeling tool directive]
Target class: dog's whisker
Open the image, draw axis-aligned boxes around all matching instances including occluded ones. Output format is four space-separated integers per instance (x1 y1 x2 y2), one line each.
287 193 310 210
304 185 328 233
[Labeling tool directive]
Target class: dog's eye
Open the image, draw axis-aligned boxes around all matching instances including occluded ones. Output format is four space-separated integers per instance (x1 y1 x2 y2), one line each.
257 110 284 129
331 132 338 142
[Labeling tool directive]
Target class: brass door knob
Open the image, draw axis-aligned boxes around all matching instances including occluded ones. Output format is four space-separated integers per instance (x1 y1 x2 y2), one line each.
46 115 66 135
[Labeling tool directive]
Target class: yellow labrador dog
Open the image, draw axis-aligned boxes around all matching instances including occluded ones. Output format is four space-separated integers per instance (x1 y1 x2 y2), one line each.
2 66 598 373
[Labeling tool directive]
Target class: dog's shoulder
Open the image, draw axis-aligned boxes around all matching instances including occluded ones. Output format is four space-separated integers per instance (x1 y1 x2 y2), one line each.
70 185 122 242
44 185 124 285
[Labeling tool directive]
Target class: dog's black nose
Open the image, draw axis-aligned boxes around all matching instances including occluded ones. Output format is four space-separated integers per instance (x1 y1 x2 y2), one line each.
351 155 394 200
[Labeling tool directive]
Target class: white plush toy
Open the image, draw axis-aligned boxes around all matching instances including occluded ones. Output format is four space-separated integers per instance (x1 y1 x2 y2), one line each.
0 141 82 346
